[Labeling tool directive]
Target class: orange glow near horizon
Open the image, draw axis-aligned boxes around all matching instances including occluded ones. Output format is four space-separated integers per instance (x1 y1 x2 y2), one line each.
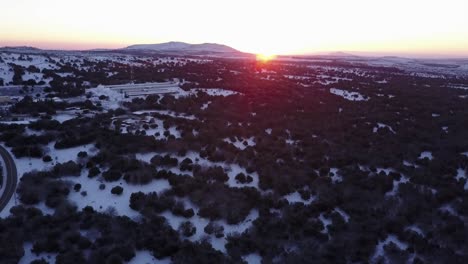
1 0 468 57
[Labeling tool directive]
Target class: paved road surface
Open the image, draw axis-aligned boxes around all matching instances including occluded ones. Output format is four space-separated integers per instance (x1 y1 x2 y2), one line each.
0 146 17 213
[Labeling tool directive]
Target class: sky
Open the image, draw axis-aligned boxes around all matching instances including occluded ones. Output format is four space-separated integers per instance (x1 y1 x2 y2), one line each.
1 0 468 57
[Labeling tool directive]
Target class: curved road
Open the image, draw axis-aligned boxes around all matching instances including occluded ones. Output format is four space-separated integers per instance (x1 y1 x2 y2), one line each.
0 146 17 213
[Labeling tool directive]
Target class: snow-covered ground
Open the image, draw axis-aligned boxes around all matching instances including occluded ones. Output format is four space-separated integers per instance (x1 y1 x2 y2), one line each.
18 242 57 264
405 225 425 237
403 160 419 168
53 112 77 123
128 251 171 264
223 137 256 150
284 191 314 205
201 101 211 110
329 168 343 183
373 123 396 134
135 151 260 190
0 143 98 217
455 168 468 190
87 86 130 110
319 213 332 234
114 115 181 140
418 151 433 160
242 253 262 264
284 75 312 80
1 140 259 254
195 88 239 97
386 175 409 196
0 117 40 125
161 206 258 253
133 110 196 120
65 174 171 218
371 235 408 262
334 207 350 222
376 168 397 175
330 88 368 101
447 84 468 90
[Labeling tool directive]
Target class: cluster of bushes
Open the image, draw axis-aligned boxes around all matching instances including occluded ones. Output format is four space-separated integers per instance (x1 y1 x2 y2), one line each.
129 191 194 218
0 205 237 264
102 157 155 184
10 96 66 115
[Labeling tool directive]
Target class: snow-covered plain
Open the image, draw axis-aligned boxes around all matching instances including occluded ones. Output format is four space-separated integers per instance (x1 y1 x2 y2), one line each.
65 174 171 218
3 49 468 263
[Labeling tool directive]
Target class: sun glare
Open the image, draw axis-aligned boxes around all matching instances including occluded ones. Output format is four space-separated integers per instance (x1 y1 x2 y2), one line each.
256 53 277 62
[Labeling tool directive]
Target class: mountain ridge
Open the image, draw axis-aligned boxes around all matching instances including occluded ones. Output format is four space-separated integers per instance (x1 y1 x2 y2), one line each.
125 41 240 53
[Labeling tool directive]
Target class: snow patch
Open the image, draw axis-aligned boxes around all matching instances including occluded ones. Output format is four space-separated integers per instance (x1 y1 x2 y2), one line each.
224 137 256 150
87 86 129 110
242 253 262 264
406 225 425 237
19 242 57 264
371 235 408 262
386 175 409 196
319 214 332 234
330 168 343 183
284 191 314 205
128 250 171 264
330 88 368 101
133 110 196 120
161 208 258 253
334 207 350 222
373 123 396 134
195 88 239 97
66 174 171 218
136 151 260 190
418 151 433 160
201 101 211 110
455 168 468 190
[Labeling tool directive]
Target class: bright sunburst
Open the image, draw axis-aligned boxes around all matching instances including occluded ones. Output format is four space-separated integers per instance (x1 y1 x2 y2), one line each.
256 53 277 62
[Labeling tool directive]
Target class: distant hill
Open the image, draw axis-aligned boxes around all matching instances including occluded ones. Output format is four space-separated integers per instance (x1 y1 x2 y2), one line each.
0 46 41 51
125 41 240 54
327 51 358 57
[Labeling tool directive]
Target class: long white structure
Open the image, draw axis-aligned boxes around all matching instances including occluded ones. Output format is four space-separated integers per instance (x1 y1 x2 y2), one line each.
104 82 181 97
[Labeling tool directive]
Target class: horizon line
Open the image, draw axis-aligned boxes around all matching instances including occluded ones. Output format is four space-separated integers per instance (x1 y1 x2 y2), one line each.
1 43 468 60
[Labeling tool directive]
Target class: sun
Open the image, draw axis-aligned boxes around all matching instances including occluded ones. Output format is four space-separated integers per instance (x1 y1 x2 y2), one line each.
256 53 277 62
